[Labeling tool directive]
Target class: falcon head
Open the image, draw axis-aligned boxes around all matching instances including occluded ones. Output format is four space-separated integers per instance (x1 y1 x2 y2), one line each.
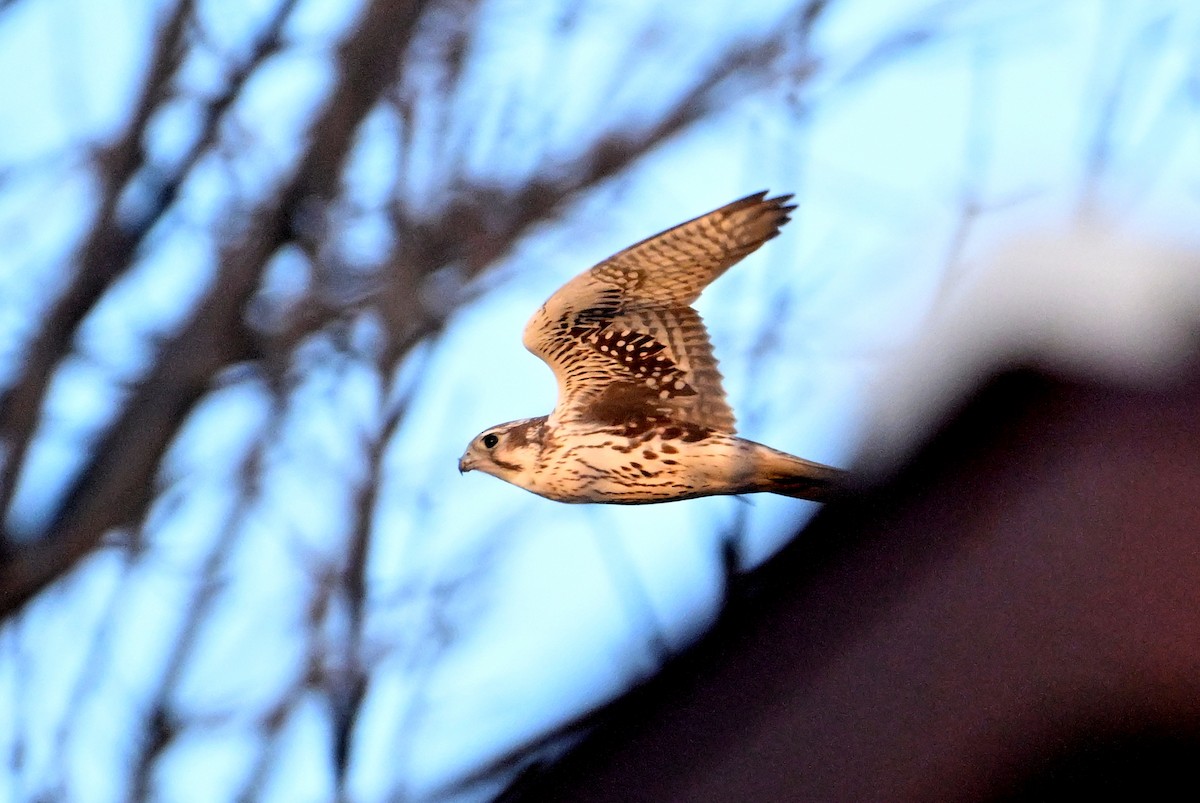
458 417 547 484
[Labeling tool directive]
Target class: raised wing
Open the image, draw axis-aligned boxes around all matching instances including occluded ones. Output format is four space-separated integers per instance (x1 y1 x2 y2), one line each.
522 192 795 433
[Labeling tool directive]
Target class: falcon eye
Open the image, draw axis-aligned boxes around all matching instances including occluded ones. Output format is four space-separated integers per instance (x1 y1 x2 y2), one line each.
482 433 499 448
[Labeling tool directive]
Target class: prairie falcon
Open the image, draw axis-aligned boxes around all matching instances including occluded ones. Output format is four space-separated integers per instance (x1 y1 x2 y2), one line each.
458 191 846 503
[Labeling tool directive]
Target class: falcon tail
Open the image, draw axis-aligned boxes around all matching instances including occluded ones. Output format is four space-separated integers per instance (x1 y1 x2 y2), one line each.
752 443 848 503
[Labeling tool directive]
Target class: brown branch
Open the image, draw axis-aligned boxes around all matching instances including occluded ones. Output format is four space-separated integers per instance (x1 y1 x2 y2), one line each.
0 0 301 520
285 0 432 212
367 1 822 370
0 0 432 619
0 0 194 520
330 408 392 784
234 537 350 801
0 234 264 618
118 0 302 236
126 386 278 799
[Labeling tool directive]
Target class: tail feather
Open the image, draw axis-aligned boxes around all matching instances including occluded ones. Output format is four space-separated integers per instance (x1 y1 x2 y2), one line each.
766 469 847 502
754 443 848 502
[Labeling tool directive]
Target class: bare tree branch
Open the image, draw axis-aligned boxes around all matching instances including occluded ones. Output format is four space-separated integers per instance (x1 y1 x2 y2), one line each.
367 1 826 370
0 0 431 618
0 0 194 521
330 391 411 789
125 394 275 799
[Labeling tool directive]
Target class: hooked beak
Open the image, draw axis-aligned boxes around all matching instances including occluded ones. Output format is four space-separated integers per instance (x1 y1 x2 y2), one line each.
458 454 475 474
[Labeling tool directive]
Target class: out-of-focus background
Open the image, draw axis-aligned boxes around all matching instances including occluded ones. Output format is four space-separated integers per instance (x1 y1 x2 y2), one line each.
1 1 1198 801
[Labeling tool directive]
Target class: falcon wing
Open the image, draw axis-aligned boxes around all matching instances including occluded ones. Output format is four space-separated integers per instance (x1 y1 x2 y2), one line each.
522 191 795 433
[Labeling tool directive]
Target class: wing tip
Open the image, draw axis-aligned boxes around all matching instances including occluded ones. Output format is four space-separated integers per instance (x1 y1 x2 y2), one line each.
734 188 794 205
738 189 797 214
735 190 797 238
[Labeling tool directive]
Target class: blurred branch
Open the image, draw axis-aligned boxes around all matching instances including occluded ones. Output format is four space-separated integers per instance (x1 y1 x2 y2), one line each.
287 0 431 212
370 0 827 368
0 0 193 524
934 36 995 310
330 394 410 787
0 242 263 615
122 0 300 237
46 544 137 796
127 391 276 798
1083 12 1187 219
0 0 296 453
238 558 345 802
1079 3 1128 216
0 0 430 619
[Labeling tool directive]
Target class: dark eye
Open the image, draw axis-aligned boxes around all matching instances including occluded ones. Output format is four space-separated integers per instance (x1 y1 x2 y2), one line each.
482 433 499 448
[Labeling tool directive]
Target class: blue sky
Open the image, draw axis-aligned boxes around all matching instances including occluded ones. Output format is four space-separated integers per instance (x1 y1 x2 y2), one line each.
2 0 1199 800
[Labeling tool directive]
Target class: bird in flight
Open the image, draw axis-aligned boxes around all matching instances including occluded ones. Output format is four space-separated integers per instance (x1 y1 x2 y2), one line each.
459 191 846 504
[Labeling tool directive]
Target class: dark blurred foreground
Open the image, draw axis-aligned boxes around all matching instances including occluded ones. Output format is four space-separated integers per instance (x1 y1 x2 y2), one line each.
500 353 1200 801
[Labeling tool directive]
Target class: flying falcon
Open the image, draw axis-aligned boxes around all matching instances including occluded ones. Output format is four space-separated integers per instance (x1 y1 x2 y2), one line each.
458 191 847 504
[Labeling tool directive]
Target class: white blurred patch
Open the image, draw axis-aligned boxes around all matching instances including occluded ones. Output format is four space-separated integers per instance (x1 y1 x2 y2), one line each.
860 225 1200 475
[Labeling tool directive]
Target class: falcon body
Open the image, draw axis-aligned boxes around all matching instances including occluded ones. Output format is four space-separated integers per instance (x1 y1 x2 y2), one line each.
459 192 846 504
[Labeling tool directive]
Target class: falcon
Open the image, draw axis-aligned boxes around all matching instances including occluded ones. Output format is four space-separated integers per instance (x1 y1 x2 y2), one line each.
458 191 846 504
